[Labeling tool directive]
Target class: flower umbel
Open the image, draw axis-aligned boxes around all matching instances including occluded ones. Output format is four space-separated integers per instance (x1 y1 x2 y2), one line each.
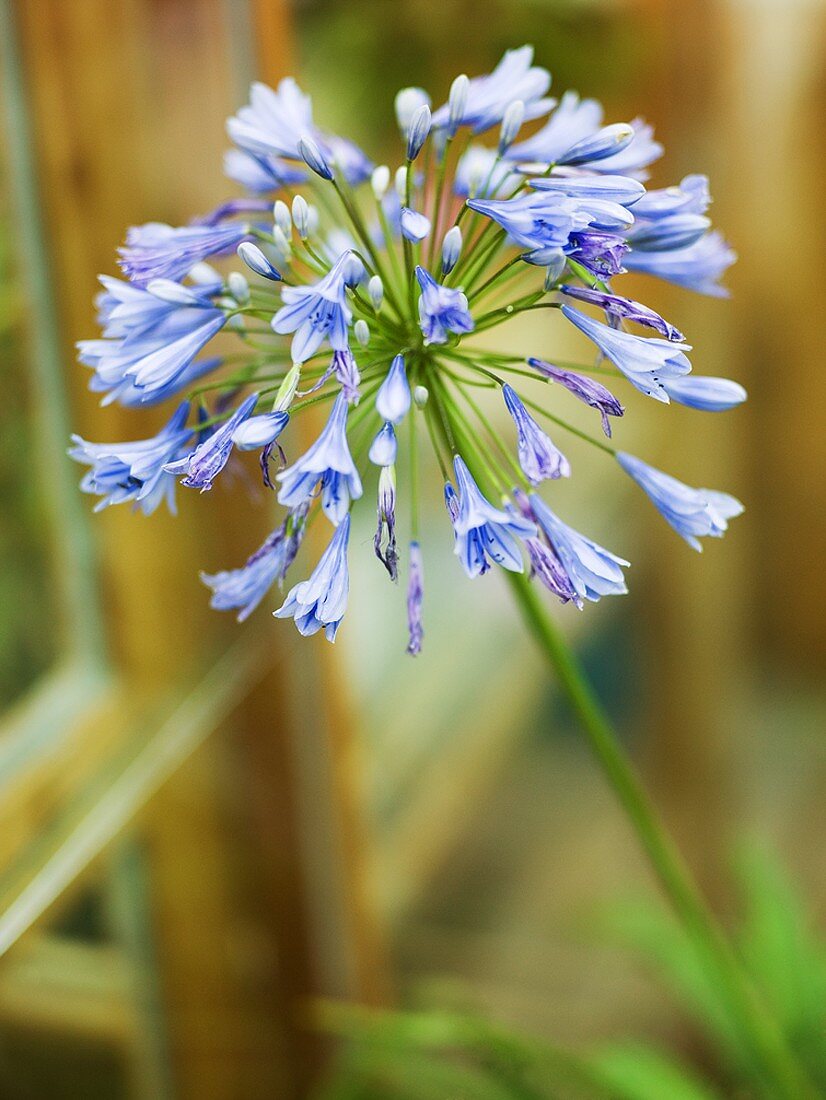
73 47 744 649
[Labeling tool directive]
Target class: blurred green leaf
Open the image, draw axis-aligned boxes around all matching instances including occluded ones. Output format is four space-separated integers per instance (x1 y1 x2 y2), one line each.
589 1043 723 1100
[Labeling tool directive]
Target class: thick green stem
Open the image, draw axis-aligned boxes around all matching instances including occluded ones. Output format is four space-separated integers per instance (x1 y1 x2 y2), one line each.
506 571 818 1100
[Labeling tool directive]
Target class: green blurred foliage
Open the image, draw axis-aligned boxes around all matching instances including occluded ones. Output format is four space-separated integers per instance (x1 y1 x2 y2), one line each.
318 844 826 1098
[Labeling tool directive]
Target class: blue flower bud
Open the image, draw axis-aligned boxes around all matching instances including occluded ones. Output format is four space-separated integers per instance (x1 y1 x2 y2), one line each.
498 99 524 154
354 319 370 346
291 194 310 239
273 199 292 237
368 275 384 310
236 242 282 281
369 421 397 466
441 226 462 274
371 165 390 200
298 135 334 181
447 74 469 134
375 354 411 424
227 271 250 304
395 87 430 133
558 123 634 166
406 104 432 161
400 207 431 242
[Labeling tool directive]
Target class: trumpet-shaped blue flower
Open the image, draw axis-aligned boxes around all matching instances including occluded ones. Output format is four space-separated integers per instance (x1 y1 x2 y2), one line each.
627 213 711 252
231 410 290 450
273 251 354 361
624 231 736 296
561 304 691 402
78 280 227 401
560 285 684 341
661 375 747 411
616 451 743 550
529 494 629 602
165 394 257 491
467 190 634 254
119 222 249 285
201 503 309 621
277 393 362 523
375 354 410 424
415 267 474 345
502 384 570 483
629 174 710 219
431 46 553 134
70 402 193 515
527 358 624 437
275 514 351 641
447 456 535 578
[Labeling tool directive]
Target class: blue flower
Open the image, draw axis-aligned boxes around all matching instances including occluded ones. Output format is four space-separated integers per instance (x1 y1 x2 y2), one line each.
415 267 474 345
530 174 645 207
231 410 290 450
616 451 744 550
446 456 535 578
529 494 629 602
631 174 710 219
502 384 570 483
431 46 553 134
375 354 410 424
627 213 711 252
69 402 193 515
561 304 691 402
527 358 624 437
506 90 603 164
369 422 397 466
223 148 306 192
119 222 249 285
277 393 362 524
273 251 354 362
454 145 521 199
77 279 226 401
227 78 371 186
400 207 431 242
274 514 351 641
560 285 684 341
624 231 736 297
165 394 257 491
89 357 221 409
374 465 398 580
467 189 634 254
566 230 629 279
661 375 747 411
201 504 309 621
406 541 424 655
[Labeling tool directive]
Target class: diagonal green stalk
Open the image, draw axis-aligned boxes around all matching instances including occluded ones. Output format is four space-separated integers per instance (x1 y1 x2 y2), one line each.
505 572 819 1100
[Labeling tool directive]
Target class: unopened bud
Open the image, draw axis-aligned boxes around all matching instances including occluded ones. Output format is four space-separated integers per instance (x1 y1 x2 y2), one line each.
448 74 469 134
371 165 391 200
441 225 462 274
236 242 282 281
354 319 370 346
406 104 432 161
413 385 429 408
273 364 301 412
273 199 292 237
298 135 334 181
559 123 634 167
291 194 310 239
395 165 408 200
368 275 384 310
227 271 249 304
394 87 430 134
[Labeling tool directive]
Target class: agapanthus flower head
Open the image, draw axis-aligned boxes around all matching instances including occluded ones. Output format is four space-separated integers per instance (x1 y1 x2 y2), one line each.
74 47 745 649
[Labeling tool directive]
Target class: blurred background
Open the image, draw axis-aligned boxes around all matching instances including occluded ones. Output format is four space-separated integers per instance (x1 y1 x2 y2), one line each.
0 0 824 1096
